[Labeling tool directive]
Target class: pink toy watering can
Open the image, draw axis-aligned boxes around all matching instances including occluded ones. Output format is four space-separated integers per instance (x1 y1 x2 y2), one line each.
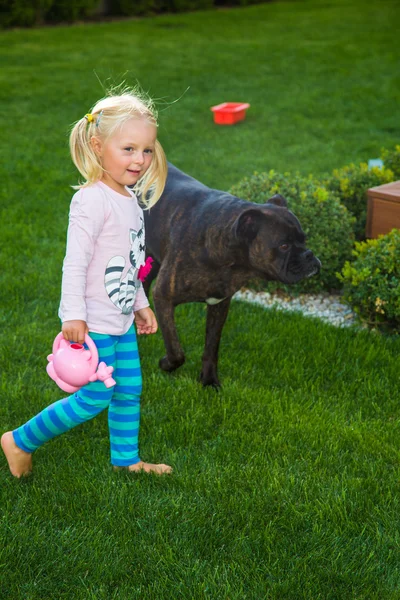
47 332 116 393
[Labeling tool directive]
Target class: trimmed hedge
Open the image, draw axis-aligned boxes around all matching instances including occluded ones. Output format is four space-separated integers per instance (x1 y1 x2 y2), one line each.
46 0 99 22
109 0 214 16
0 0 270 27
339 229 400 332
324 163 394 241
381 145 400 180
0 0 52 27
0 0 98 26
230 170 355 293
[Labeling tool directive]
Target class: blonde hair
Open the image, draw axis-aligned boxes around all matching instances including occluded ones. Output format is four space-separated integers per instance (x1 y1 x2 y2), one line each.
69 88 167 208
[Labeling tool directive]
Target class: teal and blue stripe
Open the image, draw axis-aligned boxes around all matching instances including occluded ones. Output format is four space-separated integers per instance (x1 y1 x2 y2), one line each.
13 325 142 466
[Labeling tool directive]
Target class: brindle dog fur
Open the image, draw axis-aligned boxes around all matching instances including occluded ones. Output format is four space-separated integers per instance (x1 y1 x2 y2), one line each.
143 163 321 387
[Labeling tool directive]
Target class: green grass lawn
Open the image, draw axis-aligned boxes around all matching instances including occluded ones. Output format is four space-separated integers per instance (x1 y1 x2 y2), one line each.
1 0 400 598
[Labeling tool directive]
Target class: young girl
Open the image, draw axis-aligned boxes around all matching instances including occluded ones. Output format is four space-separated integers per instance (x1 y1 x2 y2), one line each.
1 89 172 478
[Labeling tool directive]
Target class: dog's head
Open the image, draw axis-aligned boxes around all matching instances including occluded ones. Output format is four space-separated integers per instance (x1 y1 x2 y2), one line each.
232 194 321 284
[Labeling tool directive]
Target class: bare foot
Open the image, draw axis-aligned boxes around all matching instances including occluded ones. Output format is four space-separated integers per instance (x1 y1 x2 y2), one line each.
1 432 32 478
114 460 172 475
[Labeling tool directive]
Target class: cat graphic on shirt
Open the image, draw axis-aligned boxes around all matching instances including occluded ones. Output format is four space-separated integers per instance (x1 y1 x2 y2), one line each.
104 218 145 315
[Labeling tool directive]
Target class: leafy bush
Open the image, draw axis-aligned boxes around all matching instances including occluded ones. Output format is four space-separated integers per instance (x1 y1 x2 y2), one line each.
339 229 400 332
230 170 355 293
381 145 400 180
107 0 158 16
215 0 264 5
105 0 262 16
46 0 98 22
110 0 213 15
0 0 52 27
164 0 213 11
1 0 265 26
0 0 97 26
324 162 394 241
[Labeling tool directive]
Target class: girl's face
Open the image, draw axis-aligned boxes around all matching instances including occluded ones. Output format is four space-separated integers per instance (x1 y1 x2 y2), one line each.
92 117 157 196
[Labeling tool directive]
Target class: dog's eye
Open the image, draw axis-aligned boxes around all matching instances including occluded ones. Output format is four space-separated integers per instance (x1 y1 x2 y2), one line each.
279 243 290 252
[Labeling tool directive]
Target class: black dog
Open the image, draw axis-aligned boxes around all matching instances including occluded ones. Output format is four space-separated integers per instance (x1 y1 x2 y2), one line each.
143 163 321 387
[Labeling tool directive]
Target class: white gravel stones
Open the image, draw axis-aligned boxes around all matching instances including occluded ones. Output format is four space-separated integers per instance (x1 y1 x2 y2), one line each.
233 289 358 328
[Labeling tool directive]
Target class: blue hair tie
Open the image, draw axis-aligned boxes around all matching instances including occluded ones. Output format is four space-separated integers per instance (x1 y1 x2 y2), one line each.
96 110 103 128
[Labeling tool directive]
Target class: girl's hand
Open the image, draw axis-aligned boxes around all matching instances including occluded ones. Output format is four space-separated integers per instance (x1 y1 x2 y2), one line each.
62 320 89 345
134 307 158 335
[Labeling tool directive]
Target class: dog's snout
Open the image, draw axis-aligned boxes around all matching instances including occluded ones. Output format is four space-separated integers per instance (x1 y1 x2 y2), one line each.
304 249 314 261
304 249 321 267
302 249 321 277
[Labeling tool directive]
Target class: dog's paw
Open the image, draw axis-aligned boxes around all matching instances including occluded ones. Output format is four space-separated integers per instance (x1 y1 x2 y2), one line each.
199 359 221 388
159 355 185 372
199 371 221 389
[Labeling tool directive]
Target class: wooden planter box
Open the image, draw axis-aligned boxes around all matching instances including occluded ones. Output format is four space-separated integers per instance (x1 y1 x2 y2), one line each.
366 180 400 238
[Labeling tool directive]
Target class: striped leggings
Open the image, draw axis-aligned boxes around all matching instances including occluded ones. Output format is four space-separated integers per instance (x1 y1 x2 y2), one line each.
13 326 142 467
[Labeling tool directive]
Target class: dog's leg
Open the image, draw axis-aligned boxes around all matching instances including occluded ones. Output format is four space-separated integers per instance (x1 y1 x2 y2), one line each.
152 275 185 373
200 297 231 388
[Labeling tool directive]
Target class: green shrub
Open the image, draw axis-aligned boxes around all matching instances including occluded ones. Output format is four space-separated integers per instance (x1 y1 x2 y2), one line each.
381 145 400 180
106 0 158 16
166 0 214 11
0 0 98 26
339 229 400 332
108 0 257 15
46 0 99 22
230 170 355 293
324 162 394 241
0 0 53 27
1 0 266 26
215 0 265 5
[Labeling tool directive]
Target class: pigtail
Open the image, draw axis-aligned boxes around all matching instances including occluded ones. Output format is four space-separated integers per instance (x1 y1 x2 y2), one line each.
136 139 168 209
69 116 103 189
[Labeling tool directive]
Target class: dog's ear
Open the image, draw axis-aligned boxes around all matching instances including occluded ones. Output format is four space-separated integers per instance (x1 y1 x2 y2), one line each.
267 194 287 208
233 209 262 242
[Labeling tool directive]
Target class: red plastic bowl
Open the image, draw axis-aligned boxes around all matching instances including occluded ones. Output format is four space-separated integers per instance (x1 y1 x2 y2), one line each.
211 102 250 125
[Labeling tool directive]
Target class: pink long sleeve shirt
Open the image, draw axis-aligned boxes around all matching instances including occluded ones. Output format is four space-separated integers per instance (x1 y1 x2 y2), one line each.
59 181 150 336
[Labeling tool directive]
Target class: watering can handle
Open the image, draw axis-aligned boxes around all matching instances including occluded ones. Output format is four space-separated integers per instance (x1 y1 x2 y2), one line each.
52 332 99 368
